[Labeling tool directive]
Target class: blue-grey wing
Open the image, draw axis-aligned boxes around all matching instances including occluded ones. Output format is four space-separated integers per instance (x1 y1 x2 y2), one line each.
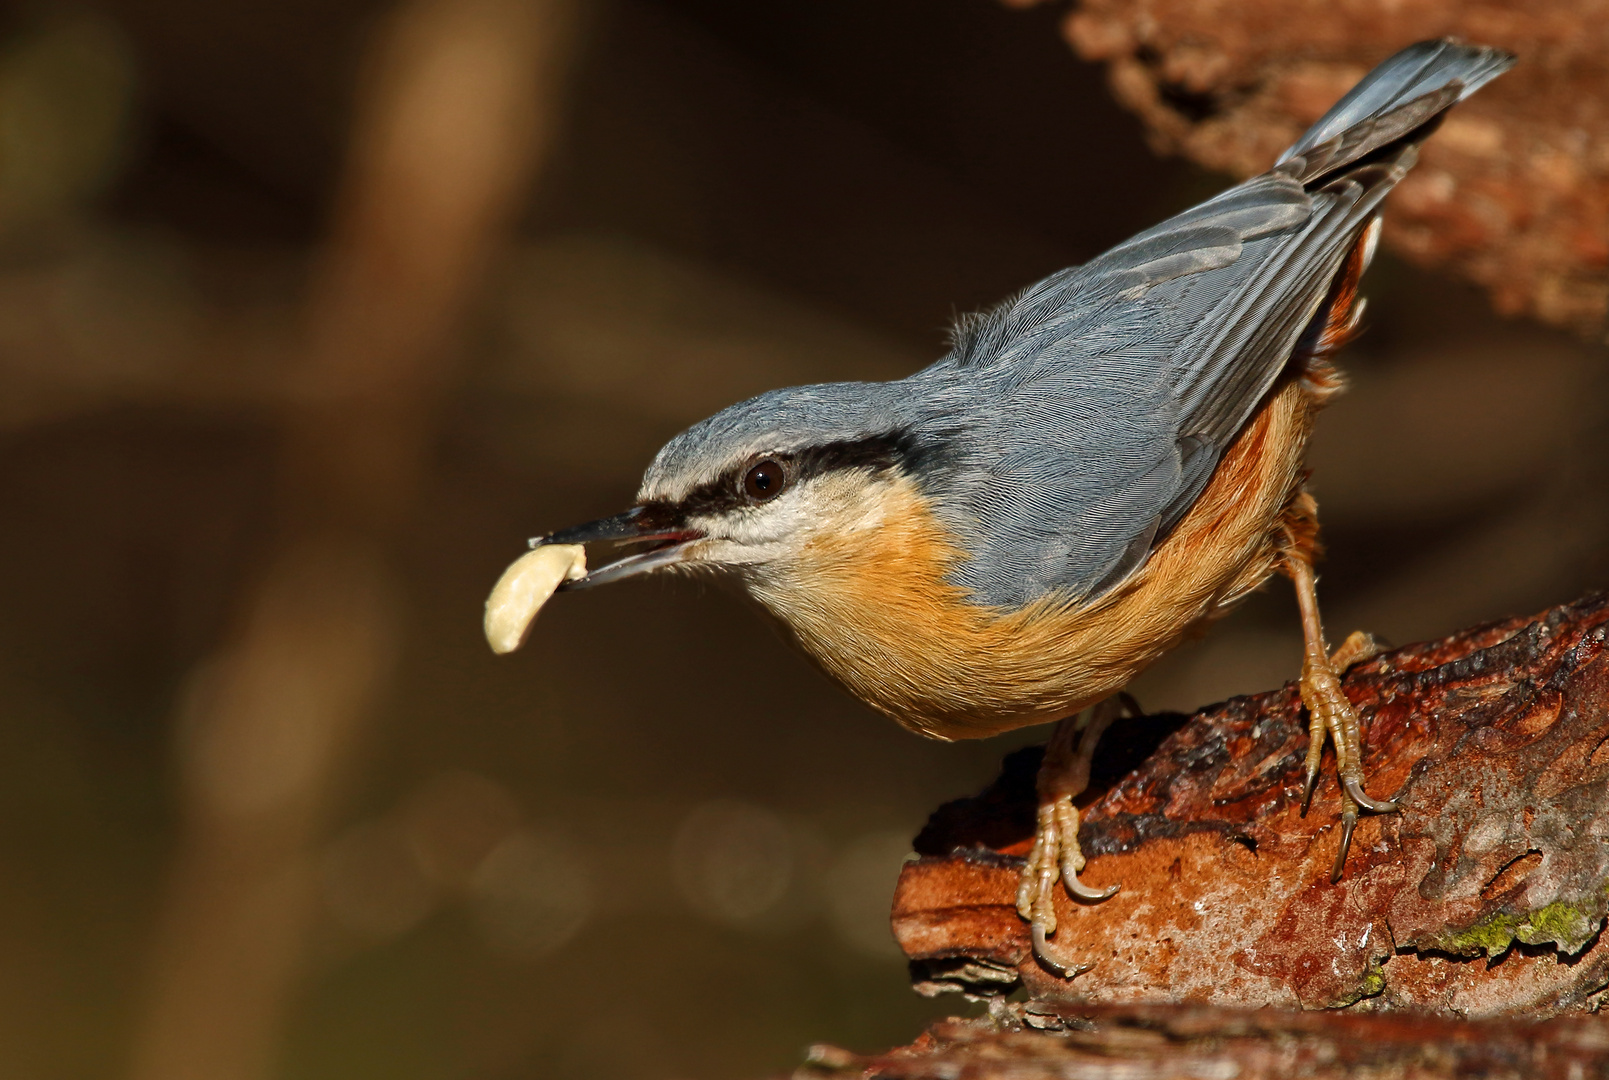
925 39 1512 610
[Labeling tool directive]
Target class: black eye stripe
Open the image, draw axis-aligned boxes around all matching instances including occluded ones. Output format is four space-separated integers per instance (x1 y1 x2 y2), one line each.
656 431 918 519
791 435 910 478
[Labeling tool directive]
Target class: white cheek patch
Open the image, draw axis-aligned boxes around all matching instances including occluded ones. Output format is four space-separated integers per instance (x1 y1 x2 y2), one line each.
688 472 902 566
484 544 587 654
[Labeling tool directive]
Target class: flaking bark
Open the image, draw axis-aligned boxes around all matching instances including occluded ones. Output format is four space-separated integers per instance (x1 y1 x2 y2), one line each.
893 592 1609 1015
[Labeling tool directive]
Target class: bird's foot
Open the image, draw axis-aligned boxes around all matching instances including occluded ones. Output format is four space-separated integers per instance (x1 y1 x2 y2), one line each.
1330 629 1388 674
1298 629 1398 881
1015 795 1115 977
1016 699 1125 977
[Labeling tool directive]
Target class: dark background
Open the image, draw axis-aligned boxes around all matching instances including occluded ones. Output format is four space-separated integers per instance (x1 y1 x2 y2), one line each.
0 1 1602 1077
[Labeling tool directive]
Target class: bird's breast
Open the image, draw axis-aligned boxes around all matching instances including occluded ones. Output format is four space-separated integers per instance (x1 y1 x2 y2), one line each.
745 380 1318 740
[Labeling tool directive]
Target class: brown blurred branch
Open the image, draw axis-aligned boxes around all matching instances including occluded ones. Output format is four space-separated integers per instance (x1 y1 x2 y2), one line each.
795 1005 1609 1079
1015 0 1609 335
895 593 1609 1016
126 3 576 1079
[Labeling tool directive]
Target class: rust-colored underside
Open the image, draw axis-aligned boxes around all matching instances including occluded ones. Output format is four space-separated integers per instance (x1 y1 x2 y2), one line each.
893 592 1609 1014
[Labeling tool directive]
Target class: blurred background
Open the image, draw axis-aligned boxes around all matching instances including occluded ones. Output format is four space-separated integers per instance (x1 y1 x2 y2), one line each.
0 0 1603 1077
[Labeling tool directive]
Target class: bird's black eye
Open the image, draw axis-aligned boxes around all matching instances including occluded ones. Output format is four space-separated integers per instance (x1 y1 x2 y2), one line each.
743 458 787 503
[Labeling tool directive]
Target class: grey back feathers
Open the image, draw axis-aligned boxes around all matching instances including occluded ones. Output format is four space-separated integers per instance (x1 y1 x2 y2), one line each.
641 40 1513 611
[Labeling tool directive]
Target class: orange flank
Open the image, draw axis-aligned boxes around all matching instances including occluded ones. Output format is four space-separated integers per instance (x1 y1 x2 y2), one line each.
745 375 1324 741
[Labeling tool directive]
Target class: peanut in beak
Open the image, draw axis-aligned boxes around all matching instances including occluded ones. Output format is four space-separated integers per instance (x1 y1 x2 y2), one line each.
484 544 587 654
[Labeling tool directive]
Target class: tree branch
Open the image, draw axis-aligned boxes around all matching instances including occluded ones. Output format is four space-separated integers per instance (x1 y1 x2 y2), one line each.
894 592 1609 1015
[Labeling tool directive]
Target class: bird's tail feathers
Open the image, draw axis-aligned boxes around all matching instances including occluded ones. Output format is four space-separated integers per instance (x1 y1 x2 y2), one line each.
1276 39 1514 186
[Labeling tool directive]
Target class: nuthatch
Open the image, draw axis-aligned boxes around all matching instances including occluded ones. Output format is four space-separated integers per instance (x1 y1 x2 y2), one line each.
495 40 1513 975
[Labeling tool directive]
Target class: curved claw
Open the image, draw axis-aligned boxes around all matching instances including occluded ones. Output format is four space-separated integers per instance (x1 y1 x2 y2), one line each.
1331 808 1359 883
1301 768 1319 816
1065 869 1119 902
1342 776 1399 814
1031 922 1091 979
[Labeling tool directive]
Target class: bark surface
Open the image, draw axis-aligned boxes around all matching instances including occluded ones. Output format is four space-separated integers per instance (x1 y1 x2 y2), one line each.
893 593 1609 1015
795 1004 1609 1079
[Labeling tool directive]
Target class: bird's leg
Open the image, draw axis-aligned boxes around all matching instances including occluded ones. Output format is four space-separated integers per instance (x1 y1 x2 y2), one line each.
1016 695 1124 977
1300 630 1385 808
1285 551 1398 881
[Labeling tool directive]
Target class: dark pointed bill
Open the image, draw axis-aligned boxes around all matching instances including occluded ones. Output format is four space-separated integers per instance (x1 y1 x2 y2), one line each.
533 505 704 590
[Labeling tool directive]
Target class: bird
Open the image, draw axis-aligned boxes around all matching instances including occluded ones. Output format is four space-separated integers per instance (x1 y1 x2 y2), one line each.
502 39 1514 976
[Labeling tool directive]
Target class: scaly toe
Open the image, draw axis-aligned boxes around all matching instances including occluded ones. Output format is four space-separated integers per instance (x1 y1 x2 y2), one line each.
1052 798 1119 902
1330 630 1388 673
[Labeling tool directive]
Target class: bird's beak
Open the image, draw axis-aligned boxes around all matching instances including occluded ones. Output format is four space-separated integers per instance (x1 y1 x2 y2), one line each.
535 505 705 590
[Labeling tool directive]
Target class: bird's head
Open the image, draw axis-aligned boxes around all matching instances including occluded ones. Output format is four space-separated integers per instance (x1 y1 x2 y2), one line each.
526 373 1128 740
538 380 954 595
518 372 1138 739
